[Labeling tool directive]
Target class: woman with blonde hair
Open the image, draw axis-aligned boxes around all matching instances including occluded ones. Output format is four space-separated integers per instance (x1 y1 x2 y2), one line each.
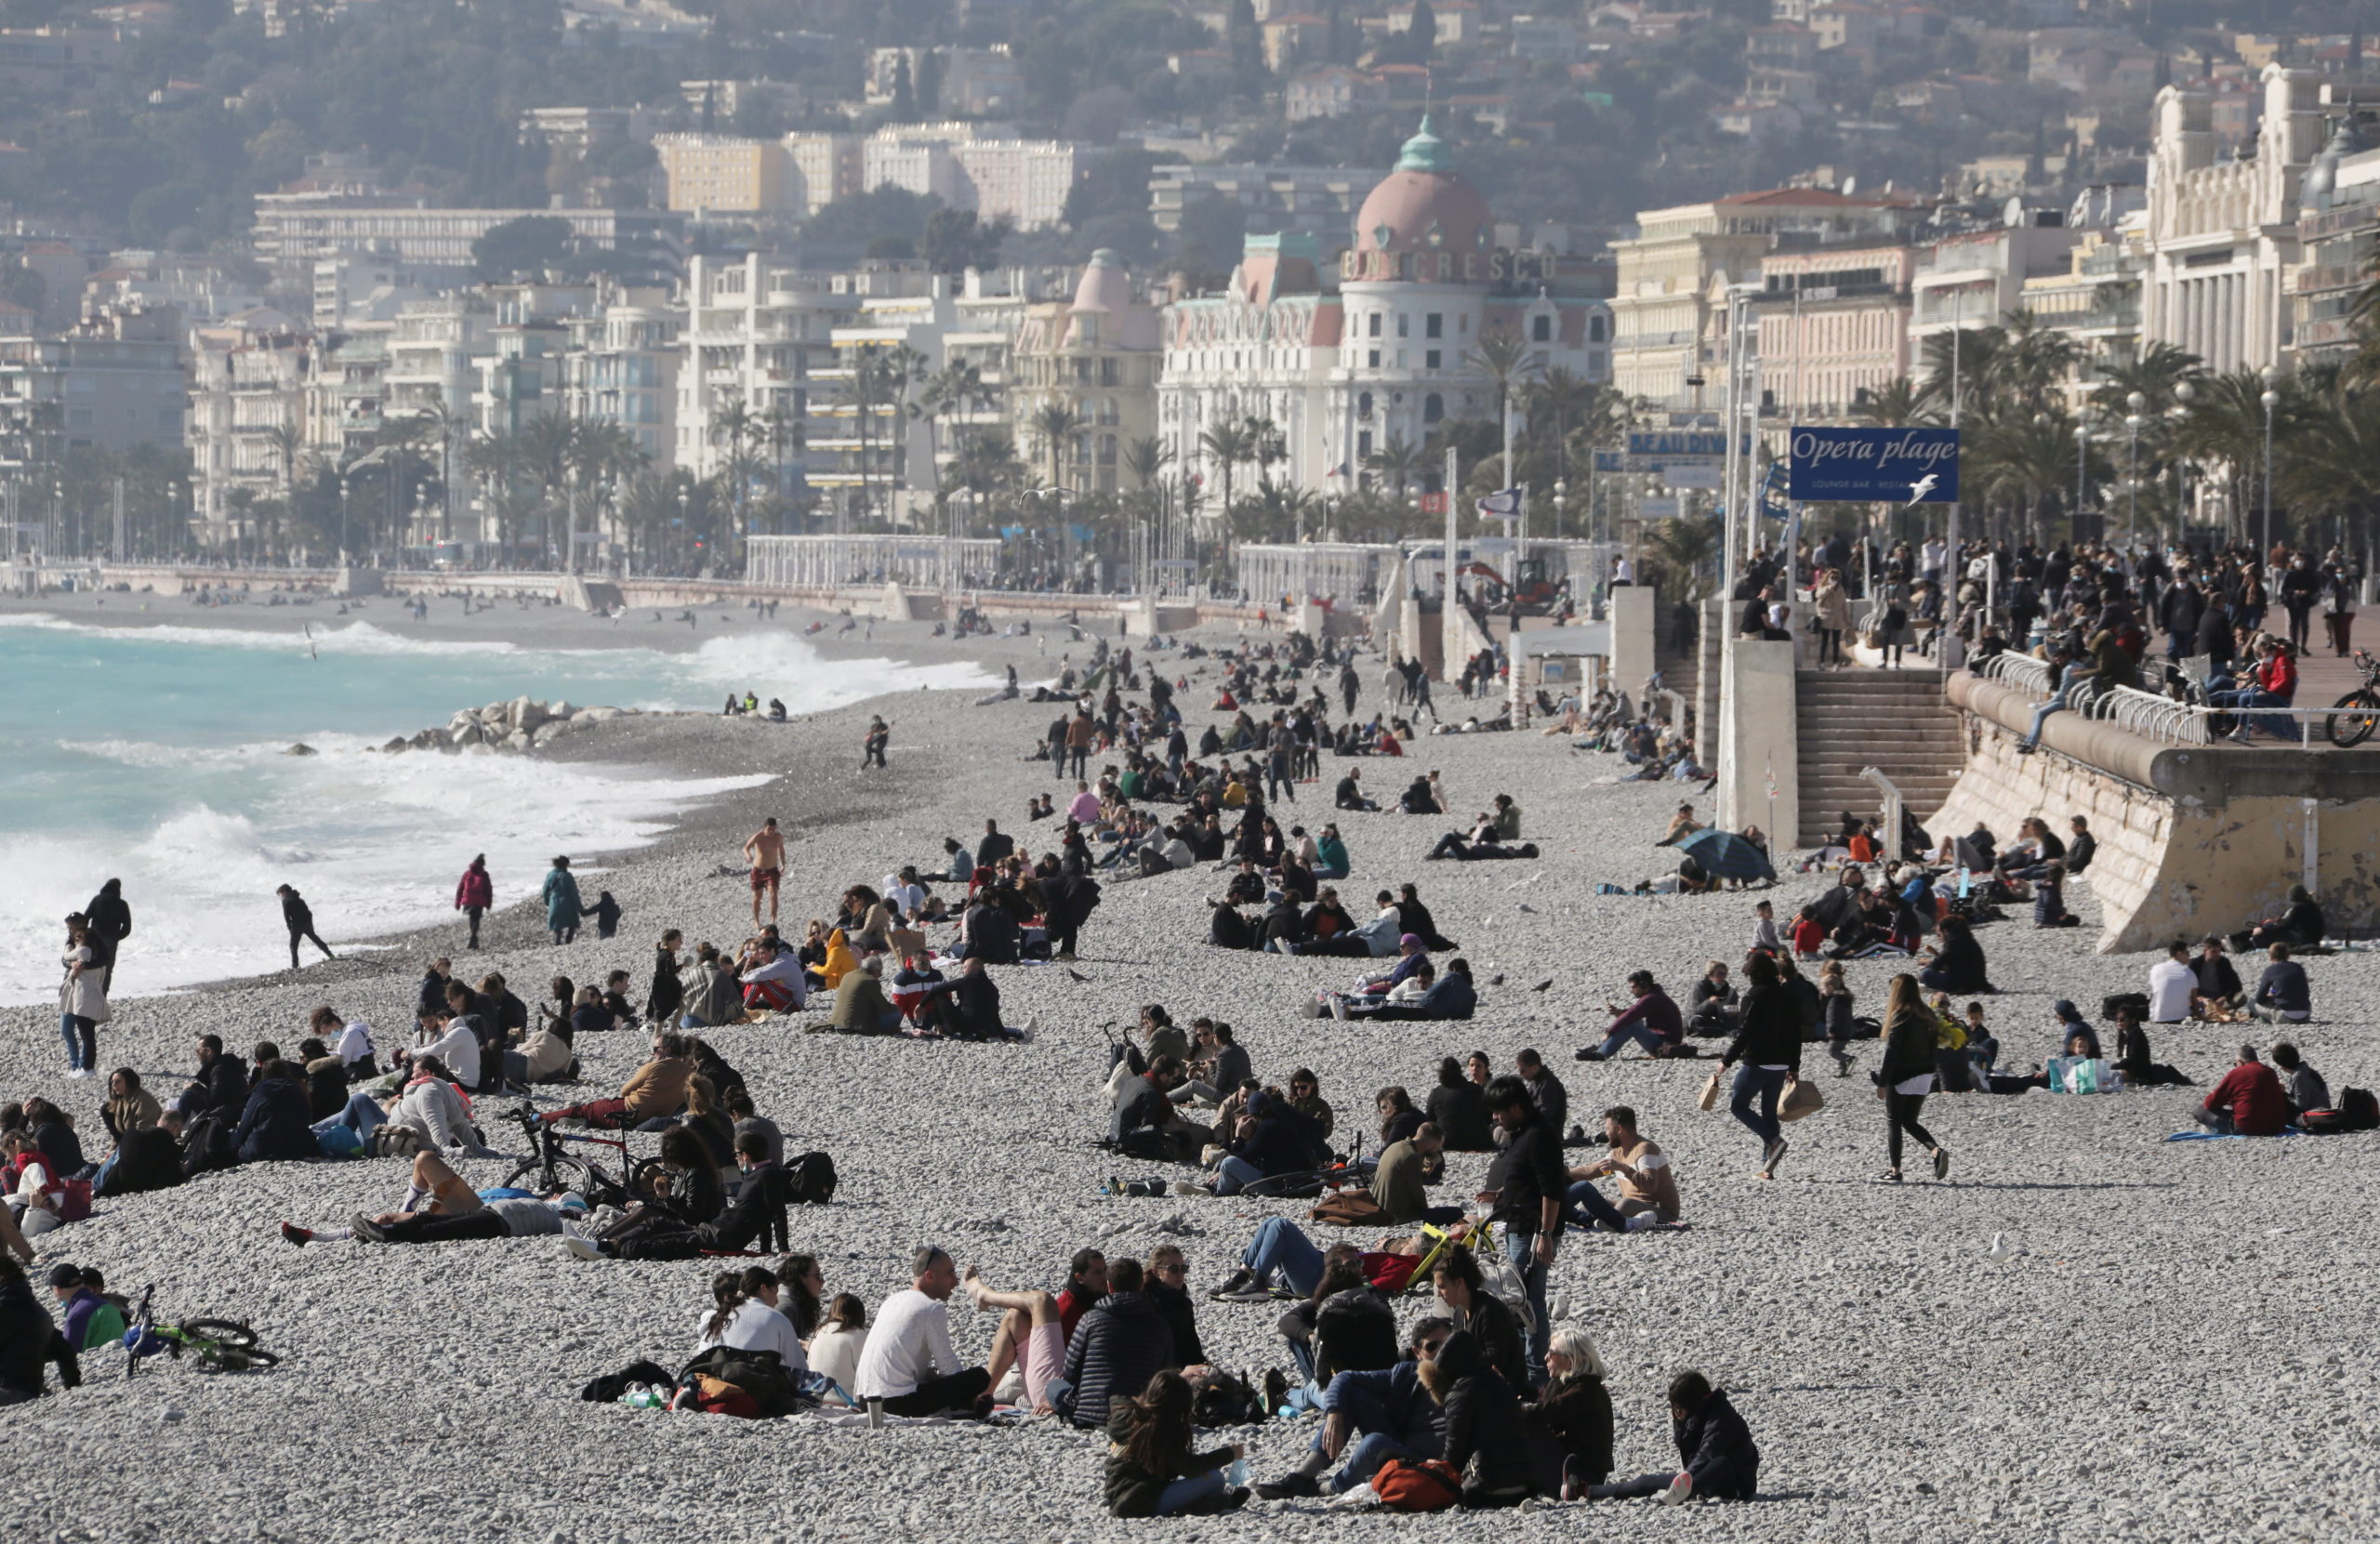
1527 1325 1614 1498
1876 973 1951 1182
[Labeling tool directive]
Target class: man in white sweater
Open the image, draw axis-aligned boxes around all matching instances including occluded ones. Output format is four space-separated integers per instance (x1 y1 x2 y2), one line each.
853 1246 990 1417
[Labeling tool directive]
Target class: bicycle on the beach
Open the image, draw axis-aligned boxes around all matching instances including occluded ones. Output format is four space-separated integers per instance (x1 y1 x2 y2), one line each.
123 1286 280 1379
2326 650 2380 748
502 1104 668 1208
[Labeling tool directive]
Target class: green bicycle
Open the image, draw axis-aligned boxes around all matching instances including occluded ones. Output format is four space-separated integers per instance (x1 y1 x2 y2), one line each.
123 1285 281 1378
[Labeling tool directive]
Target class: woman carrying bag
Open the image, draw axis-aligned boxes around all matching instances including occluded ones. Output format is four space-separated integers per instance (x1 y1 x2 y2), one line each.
1875 974 1951 1183
59 914 112 1079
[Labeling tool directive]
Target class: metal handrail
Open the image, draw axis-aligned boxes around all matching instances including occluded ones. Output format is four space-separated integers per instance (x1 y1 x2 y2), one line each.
1975 652 2050 697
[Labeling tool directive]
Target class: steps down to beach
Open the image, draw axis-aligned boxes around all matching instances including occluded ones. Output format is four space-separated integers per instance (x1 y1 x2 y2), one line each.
1795 668 1966 847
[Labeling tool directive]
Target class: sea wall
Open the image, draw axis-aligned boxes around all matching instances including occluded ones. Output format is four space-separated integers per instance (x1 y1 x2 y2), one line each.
1940 672 2380 952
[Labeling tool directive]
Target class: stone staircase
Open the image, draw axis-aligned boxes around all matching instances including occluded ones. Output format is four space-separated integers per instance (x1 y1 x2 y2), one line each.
1794 668 1966 848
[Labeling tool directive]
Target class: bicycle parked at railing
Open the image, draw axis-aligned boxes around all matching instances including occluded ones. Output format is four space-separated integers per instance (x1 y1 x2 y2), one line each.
2327 650 2380 748
123 1286 280 1378
502 1104 668 1208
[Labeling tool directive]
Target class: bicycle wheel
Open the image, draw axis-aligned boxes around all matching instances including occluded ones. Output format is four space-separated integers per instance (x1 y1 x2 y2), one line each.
2327 690 2380 748
195 1346 281 1374
178 1319 258 1351
504 1154 591 1196
626 1157 673 1206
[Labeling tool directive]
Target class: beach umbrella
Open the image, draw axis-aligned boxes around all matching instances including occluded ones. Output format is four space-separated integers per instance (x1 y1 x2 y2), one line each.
1678 827 1776 883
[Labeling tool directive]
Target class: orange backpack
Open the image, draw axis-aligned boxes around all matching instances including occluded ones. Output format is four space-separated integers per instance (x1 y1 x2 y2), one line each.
1371 1458 1463 1511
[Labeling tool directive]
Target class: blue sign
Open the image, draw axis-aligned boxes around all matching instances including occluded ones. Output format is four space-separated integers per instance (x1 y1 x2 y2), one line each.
1787 427 1960 503
1625 431 1745 458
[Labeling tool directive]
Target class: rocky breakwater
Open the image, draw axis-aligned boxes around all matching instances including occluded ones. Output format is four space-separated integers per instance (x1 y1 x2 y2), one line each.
376 696 639 754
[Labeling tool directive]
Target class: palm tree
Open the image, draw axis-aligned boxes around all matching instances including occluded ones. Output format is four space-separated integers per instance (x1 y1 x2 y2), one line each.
1522 367 1601 482
1362 433 1426 496
1468 327 1540 438
917 361 984 489
946 429 1021 536
1858 376 1932 427
2090 342 2203 417
1197 418 1254 520
413 398 464 544
1244 416 1288 486
263 421 307 556
1124 436 1173 490
1027 402 1084 494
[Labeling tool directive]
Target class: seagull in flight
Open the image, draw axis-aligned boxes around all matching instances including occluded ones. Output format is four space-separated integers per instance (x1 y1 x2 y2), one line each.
1905 473 1938 507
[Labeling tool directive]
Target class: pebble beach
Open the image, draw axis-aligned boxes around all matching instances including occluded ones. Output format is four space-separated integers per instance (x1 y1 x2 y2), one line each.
7 600 2378 1544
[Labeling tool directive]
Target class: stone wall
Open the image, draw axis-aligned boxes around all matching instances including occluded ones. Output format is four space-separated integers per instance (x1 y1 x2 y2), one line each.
1717 636 1799 846
1940 672 2380 953
1609 584 1656 701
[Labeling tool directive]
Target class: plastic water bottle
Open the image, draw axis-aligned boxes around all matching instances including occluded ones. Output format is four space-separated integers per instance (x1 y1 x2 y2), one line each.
624 1384 665 1409
1227 1456 1250 1487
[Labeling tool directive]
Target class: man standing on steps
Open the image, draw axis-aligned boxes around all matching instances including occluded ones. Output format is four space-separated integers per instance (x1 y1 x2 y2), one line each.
743 817 786 926
277 885 335 969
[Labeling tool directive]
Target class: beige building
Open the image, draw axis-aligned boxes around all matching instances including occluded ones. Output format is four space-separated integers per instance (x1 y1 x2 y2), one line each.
2142 64 2327 376
655 133 793 214
1610 188 1910 408
784 133 864 217
1012 250 1162 494
1752 242 1917 422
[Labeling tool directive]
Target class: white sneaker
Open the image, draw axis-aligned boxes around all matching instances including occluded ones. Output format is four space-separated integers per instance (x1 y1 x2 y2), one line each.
561 1234 602 1262
1663 1473 1694 1505
1329 996 1349 1021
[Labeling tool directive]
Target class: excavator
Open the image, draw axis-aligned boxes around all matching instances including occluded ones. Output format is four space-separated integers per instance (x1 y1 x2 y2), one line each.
1455 558 1567 615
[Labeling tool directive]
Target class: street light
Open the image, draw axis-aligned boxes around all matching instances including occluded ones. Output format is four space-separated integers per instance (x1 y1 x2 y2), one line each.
1553 479 1567 545
338 476 350 569
2259 366 2281 561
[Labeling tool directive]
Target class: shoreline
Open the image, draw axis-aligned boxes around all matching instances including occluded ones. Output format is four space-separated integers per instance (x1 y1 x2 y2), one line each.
0 592 1097 1009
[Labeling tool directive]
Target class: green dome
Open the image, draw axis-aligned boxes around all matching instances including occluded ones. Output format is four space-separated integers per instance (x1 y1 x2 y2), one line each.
1394 114 1455 176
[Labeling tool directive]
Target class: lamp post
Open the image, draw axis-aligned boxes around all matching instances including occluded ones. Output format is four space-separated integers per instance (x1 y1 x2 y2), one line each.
1553 478 1567 544
2259 366 2280 561
338 475 350 569
2124 390 2146 555
675 486 690 574
2074 420 2090 543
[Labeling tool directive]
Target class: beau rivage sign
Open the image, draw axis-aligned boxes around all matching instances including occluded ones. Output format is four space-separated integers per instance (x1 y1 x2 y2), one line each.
1338 245 1568 284
1786 426 1961 504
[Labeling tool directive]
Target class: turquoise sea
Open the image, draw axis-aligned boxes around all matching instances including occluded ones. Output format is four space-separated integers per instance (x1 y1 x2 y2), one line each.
0 614 987 1004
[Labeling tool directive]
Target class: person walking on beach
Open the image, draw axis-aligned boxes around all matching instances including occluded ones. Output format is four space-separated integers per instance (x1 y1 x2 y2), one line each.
862 716 891 770
541 857 584 946
1874 974 1951 1183
82 879 131 992
277 885 335 969
744 819 786 925
454 855 493 950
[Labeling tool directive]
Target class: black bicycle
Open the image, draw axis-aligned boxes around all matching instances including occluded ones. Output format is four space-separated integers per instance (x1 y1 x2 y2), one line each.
2327 650 2380 748
502 1105 668 1208
124 1286 279 1379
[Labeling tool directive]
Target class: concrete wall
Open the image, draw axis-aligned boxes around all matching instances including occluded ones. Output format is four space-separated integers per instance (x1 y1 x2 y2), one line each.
1696 596 1726 765
1610 584 1657 699
1941 672 2380 952
1717 636 1800 845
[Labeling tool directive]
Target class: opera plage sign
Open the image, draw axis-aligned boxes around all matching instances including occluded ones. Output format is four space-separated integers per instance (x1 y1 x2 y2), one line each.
1339 245 1565 284
1786 426 1962 503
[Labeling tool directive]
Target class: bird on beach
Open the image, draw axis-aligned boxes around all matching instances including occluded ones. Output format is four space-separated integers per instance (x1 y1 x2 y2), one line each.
1987 1233 2014 1262
1905 473 1939 507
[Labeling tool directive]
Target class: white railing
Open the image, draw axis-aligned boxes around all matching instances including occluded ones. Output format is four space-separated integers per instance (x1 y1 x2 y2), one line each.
1975 651 2051 697
2090 685 2212 746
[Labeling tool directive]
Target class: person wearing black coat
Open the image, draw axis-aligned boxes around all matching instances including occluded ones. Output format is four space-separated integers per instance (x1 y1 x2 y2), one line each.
1395 886 1458 951
1282 1277 1398 1392
959 897 1022 964
83 878 131 988
1917 916 1994 995
1526 1340 1615 1498
0 1257 81 1402
231 1062 320 1165
276 884 335 969
1874 975 1950 1182
1426 1062 1494 1151
173 1039 248 1122
647 937 685 1028
1061 1260 1176 1429
95 1117 184 1197
1144 1253 1207 1368
1718 955 1805 1179
1041 872 1101 961
1420 1329 1533 1507
1260 895 1311 952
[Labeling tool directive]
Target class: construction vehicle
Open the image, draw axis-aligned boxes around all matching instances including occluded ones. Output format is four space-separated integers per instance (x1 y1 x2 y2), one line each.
1457 559 1566 614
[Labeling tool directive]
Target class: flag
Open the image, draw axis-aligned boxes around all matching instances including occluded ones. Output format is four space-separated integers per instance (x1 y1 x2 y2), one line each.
1475 487 1522 521
1327 462 1350 478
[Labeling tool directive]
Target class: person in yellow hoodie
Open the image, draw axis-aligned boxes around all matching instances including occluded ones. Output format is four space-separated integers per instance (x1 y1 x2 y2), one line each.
819 929 860 990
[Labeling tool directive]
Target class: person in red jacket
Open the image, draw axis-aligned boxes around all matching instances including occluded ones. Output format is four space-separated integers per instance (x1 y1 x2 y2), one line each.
454 855 494 950
2195 1045 2288 1136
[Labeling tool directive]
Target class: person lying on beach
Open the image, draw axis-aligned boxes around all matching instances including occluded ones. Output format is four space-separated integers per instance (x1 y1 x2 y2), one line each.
279 1149 580 1247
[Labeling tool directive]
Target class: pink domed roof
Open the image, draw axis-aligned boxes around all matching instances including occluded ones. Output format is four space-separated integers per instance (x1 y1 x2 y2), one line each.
1353 116 1494 257
1069 248 1133 314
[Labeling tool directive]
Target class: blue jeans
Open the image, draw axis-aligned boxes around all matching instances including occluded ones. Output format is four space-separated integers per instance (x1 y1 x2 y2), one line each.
311 1089 389 1139
1596 1022 1667 1059
1213 1155 1265 1196
1501 1228 1551 1388
1730 1065 1788 1149
2020 681 2074 749
1242 1215 1325 1296
1565 1179 1627 1233
1155 1468 1227 1514
60 1013 95 1072
1331 1431 1422 1492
